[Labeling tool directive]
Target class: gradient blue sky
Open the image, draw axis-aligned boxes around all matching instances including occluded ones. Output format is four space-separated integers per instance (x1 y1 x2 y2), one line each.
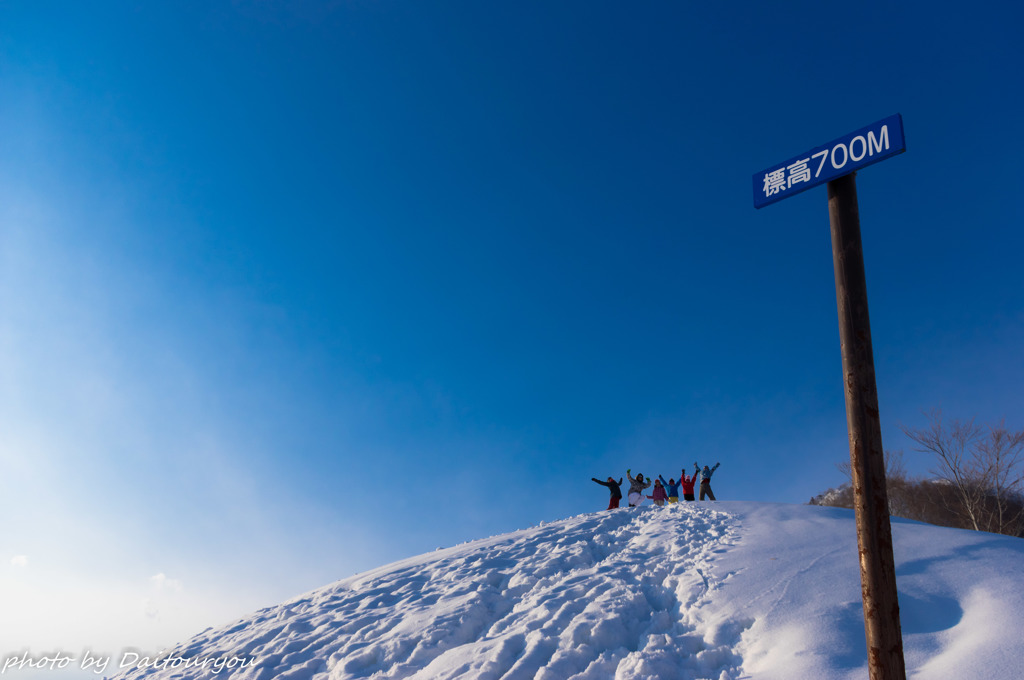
2 0 1022 656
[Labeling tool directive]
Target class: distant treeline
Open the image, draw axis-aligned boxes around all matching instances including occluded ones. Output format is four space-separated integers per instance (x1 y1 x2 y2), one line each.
810 413 1024 539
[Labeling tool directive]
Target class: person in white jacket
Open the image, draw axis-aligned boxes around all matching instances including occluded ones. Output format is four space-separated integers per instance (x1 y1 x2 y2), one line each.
626 469 652 507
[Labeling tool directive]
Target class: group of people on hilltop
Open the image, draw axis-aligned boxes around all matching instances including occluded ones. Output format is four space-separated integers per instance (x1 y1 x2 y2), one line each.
591 462 721 510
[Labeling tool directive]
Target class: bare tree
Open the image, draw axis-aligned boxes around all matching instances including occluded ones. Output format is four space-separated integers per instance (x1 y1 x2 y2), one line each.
977 423 1024 535
902 411 1024 536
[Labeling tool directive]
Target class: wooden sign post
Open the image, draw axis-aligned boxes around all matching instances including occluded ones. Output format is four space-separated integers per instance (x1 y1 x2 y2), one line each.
754 116 908 680
828 172 906 680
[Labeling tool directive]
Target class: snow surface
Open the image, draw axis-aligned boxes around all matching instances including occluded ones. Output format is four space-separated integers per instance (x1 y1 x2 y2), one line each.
20 502 1024 679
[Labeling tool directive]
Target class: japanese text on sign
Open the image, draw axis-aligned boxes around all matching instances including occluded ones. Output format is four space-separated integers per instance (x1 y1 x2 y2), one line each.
752 114 906 209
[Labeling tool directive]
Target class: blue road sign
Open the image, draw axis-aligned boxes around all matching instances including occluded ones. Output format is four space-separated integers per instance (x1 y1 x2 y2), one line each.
753 114 906 209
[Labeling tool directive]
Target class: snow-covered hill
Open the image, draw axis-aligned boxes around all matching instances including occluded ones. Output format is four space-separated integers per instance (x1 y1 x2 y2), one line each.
113 502 1023 680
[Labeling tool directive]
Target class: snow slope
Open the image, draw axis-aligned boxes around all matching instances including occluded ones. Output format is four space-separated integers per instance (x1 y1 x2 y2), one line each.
100 503 1024 679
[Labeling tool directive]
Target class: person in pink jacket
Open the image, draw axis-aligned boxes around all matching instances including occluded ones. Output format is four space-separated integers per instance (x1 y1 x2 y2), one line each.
647 479 668 507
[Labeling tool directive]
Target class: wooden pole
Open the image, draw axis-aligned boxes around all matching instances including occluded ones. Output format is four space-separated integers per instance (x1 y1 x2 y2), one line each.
827 172 907 680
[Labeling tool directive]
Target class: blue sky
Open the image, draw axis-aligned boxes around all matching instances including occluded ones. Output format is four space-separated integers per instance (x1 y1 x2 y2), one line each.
2 0 1022 656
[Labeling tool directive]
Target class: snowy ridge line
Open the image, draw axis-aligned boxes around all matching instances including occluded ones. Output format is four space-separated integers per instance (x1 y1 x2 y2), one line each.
114 505 747 680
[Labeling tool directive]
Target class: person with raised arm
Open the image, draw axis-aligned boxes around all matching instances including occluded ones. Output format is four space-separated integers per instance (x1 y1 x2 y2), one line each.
680 467 698 502
626 469 652 507
591 476 623 510
694 461 721 501
658 474 681 504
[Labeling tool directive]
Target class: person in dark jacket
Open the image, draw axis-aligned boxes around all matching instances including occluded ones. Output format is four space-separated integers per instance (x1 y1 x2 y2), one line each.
694 461 721 501
626 469 652 507
591 476 623 510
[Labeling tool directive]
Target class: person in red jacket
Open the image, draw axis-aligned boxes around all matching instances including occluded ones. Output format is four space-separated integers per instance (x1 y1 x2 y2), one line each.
679 468 698 502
